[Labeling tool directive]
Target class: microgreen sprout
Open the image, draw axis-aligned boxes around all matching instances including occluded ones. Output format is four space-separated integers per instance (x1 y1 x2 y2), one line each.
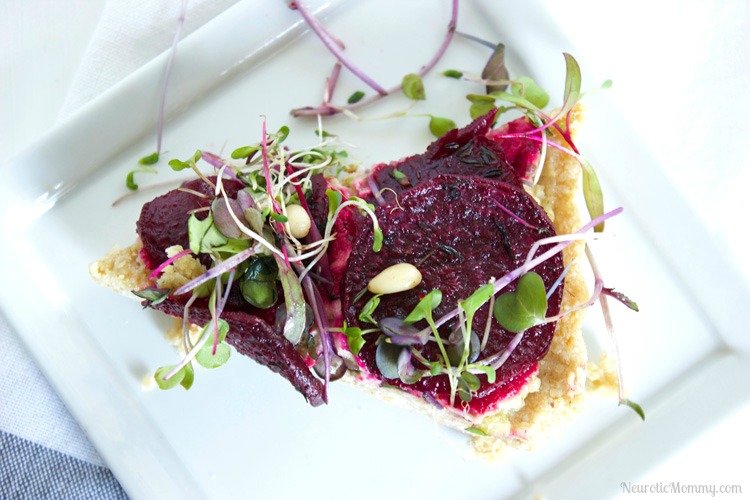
290 0 458 118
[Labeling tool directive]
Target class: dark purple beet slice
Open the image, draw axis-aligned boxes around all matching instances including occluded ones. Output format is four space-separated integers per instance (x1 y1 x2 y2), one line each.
341 175 563 413
488 116 543 182
136 177 243 270
136 176 324 405
362 109 522 204
153 298 325 406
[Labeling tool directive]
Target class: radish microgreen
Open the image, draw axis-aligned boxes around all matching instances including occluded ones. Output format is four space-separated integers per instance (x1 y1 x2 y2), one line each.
493 272 548 333
402 73 426 101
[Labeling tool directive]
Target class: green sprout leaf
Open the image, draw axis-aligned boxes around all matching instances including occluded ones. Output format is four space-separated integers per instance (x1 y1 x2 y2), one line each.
231 145 261 159
465 426 488 436
187 213 228 254
559 53 582 116
510 76 549 109
580 157 605 232
429 116 457 137
493 272 548 333
604 288 639 312
169 150 202 171
154 365 185 390
372 227 384 252
402 73 426 100
348 90 365 104
469 100 497 120
404 289 442 324
442 69 463 79
390 169 407 181
132 287 170 307
470 364 497 384
125 171 139 191
273 254 307 345
620 398 646 421
138 152 160 165
326 189 343 220
196 342 231 369
269 211 289 223
359 294 381 324
344 325 366 355
375 341 402 380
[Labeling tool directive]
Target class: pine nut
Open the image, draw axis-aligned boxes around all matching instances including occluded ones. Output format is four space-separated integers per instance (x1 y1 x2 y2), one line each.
286 204 311 239
367 263 422 295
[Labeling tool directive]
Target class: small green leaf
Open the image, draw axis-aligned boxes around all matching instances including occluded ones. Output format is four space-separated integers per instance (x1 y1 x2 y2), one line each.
132 287 170 307
470 364 497 384
231 145 260 159
344 325 366 355
347 90 365 104
359 294 381 324
402 73 426 100
488 91 540 112
375 341 402 379
620 398 646 421
390 169 407 181
154 365 185 390
457 376 473 402
372 227 383 252
580 157 605 232
461 283 495 320
469 101 497 120
126 171 139 191
314 129 333 138
326 189 343 219
179 363 194 390
188 214 228 254
276 125 290 143
493 272 548 332
196 342 231 369
404 289 442 324
138 152 160 165
559 53 582 116
465 426 488 436
461 371 481 392
169 159 190 171
442 69 463 79
269 211 289 223
510 76 549 109
273 254 307 345
604 288 639 312
429 116 457 138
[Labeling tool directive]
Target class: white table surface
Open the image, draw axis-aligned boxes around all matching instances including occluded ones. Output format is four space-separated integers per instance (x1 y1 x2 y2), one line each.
2 1 748 498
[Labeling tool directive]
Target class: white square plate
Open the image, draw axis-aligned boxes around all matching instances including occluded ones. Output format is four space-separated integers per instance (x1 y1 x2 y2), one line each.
1 1 748 498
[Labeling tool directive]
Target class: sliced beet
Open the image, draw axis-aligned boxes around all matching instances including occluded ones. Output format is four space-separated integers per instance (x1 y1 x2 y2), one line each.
136 177 244 270
153 297 325 406
360 109 521 204
340 175 563 414
488 116 543 182
136 176 324 405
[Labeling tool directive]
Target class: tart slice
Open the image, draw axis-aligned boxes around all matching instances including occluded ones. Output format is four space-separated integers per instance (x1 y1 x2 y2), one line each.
90 106 599 457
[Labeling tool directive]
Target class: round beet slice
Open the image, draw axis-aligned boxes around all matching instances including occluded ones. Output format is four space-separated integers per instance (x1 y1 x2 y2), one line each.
341 174 564 413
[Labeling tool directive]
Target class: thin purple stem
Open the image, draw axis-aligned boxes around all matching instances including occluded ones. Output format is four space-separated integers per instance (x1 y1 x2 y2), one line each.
295 2 387 95
291 0 459 117
156 0 188 154
492 199 538 230
149 247 192 280
420 207 623 335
